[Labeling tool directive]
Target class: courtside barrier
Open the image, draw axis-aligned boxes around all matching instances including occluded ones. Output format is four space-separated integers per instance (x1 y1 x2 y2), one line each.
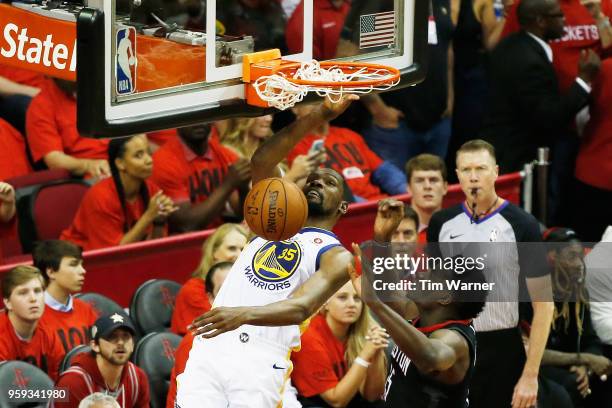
0 172 522 306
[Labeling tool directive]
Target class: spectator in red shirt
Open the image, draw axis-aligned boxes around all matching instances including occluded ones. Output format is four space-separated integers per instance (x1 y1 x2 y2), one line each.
33 240 98 355
291 281 388 407
53 313 150 408
26 79 110 178
405 154 448 242
287 102 407 202
286 0 351 60
0 265 64 381
151 123 251 232
0 118 32 180
166 259 232 408
573 58 612 241
170 223 248 335
0 65 47 134
61 135 177 250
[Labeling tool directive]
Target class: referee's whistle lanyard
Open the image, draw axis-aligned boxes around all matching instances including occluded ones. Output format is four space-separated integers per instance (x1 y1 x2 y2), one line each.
465 195 499 224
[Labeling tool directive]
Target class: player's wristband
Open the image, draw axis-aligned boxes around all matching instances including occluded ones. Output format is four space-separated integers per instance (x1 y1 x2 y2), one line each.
354 357 371 368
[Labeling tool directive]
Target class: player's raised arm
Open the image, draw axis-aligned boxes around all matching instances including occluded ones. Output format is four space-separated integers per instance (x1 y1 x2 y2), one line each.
189 246 353 337
250 95 358 184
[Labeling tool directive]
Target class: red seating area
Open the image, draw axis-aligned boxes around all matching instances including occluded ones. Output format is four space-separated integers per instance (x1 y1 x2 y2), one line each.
0 172 522 306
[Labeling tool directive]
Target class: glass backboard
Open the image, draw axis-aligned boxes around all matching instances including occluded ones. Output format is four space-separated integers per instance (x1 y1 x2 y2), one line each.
77 0 428 136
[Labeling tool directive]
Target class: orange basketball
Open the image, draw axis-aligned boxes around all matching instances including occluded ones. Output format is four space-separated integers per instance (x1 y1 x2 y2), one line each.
244 178 308 241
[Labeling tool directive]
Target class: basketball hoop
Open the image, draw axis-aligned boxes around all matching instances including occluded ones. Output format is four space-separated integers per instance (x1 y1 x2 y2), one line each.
243 50 401 111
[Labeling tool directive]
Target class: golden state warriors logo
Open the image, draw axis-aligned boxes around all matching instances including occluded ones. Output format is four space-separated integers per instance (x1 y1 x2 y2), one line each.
251 241 302 283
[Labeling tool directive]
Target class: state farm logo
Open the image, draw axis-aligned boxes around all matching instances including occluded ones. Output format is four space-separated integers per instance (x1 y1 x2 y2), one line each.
1 23 76 71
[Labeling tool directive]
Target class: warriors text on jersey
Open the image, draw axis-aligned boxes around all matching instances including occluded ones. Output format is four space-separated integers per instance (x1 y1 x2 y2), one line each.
212 227 342 349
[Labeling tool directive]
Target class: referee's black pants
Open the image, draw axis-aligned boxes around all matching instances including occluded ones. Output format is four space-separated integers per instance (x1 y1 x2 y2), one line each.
469 328 526 408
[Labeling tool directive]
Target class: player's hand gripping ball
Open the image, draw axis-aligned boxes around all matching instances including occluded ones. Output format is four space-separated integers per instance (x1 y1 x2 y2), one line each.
244 178 308 241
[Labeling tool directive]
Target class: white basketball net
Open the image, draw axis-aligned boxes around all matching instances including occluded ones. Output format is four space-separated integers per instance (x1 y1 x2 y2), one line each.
252 60 400 111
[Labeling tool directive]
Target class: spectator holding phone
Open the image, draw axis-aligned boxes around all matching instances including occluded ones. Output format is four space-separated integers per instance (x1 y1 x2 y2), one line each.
220 115 326 188
287 102 407 202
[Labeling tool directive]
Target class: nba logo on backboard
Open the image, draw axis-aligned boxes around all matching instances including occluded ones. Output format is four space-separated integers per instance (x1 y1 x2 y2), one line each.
116 26 137 95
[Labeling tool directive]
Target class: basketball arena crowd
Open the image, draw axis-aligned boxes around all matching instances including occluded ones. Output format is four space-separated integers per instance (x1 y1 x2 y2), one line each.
1 0 612 407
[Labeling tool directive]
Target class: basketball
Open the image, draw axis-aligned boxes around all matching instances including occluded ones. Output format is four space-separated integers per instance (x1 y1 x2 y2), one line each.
244 178 308 241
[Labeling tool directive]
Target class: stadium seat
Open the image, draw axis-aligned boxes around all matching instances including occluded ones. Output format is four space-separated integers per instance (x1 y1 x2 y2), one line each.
0 170 73 259
75 292 125 318
132 332 182 408
129 279 181 335
0 361 54 407
6 169 71 190
17 180 90 252
59 344 91 374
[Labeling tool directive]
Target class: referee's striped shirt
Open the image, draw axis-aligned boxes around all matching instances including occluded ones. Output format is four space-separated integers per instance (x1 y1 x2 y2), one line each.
427 200 549 332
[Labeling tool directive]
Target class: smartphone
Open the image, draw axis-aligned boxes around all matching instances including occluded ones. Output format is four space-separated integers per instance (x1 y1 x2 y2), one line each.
308 139 325 155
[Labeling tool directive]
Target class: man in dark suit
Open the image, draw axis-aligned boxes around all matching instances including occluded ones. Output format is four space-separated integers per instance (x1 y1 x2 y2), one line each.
480 0 600 174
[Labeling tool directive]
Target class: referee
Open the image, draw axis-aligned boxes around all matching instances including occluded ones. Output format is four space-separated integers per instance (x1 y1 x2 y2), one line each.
427 140 554 408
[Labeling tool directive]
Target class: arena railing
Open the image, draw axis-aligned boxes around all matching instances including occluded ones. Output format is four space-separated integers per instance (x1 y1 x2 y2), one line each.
0 172 522 306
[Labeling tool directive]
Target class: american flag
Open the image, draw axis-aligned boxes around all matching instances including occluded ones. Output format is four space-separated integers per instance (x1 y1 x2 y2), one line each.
359 11 396 49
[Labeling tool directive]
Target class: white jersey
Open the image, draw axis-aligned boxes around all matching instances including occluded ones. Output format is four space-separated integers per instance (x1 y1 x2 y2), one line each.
212 227 342 349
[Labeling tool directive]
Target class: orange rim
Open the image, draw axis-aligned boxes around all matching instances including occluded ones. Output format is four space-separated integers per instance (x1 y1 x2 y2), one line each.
272 61 401 88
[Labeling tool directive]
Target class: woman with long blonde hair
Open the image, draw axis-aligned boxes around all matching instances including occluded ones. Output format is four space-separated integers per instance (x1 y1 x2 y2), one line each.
170 223 248 335
220 115 273 159
291 281 388 407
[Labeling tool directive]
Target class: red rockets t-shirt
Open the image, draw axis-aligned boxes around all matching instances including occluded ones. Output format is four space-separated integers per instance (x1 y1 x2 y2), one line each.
39 297 98 355
502 0 612 92
0 312 64 381
152 130 239 205
287 127 385 200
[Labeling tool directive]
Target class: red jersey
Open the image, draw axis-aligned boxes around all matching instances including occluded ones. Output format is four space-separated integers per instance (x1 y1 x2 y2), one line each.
40 297 98 355
166 331 194 408
291 314 347 397
502 0 612 92
53 352 150 408
146 129 176 147
0 118 32 180
287 127 385 200
25 81 109 163
170 278 211 335
60 178 161 250
0 312 64 381
575 59 612 190
151 130 239 205
0 65 50 89
286 0 351 60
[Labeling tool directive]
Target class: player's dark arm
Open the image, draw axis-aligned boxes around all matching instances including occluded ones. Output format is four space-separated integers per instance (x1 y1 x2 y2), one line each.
251 96 358 184
367 298 465 375
190 248 353 336
169 159 251 232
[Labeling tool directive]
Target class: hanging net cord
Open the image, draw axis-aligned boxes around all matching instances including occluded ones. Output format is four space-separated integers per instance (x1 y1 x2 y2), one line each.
252 60 400 111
